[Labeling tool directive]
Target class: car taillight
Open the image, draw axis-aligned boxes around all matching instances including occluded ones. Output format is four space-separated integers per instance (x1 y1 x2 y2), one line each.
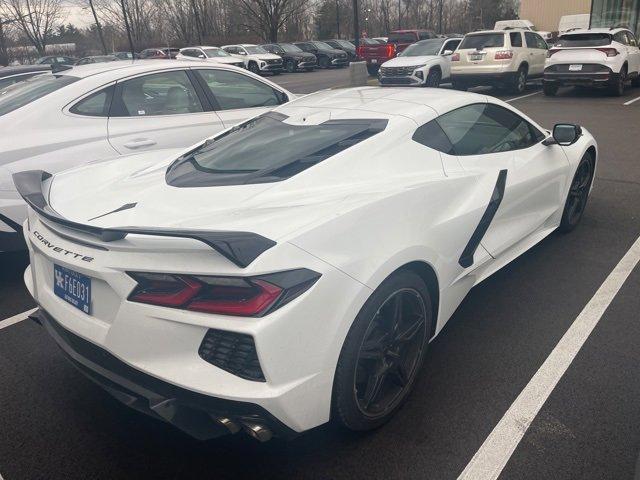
386 44 396 57
451 52 460 61
494 50 513 60
356 46 364 58
596 47 619 57
128 269 320 317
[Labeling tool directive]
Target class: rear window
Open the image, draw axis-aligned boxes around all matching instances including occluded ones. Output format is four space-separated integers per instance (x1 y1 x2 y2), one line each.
459 33 505 49
0 74 78 116
165 113 388 187
388 32 417 43
556 33 612 47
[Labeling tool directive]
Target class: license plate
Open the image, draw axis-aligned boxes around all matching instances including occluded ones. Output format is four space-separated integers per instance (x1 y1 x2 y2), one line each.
569 64 583 71
371 59 378 64
469 54 483 61
54 264 91 315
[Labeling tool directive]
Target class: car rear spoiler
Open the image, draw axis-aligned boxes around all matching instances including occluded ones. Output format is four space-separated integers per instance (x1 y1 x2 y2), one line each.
12 170 276 268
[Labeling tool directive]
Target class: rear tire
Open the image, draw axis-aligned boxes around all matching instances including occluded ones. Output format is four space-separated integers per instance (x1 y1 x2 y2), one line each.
609 67 626 96
510 66 527 94
543 83 559 96
333 270 432 432
285 59 296 73
630 72 640 88
558 152 594 233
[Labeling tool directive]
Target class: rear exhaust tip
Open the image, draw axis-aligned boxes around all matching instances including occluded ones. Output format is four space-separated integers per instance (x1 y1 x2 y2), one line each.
216 417 241 434
241 422 273 442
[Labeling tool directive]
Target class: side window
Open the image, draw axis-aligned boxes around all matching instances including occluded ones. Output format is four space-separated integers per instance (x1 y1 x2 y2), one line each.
510 32 523 47
114 71 203 117
535 34 548 49
196 69 283 110
412 120 454 154
613 32 628 45
628 32 638 47
263 45 274 53
442 39 461 53
525 32 540 48
436 103 542 156
418 32 430 40
70 86 114 116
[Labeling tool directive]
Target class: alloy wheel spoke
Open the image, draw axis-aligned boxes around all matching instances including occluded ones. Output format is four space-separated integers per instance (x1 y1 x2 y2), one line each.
395 314 425 343
389 363 408 388
363 365 388 408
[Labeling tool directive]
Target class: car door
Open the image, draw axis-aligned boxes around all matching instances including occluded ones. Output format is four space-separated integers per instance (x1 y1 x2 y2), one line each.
439 39 461 78
436 102 571 258
107 69 225 154
192 68 287 127
524 32 547 76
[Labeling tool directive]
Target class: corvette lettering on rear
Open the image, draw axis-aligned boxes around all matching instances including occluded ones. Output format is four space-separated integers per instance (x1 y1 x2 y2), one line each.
32 231 94 263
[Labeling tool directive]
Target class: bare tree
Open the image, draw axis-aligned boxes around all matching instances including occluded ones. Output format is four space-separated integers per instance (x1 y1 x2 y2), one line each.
238 0 308 42
0 0 63 54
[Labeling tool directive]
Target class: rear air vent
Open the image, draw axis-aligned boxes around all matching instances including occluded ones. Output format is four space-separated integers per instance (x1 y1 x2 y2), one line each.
198 329 265 382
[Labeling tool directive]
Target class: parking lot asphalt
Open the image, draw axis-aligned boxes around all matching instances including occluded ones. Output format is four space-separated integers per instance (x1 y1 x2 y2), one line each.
1 77 640 480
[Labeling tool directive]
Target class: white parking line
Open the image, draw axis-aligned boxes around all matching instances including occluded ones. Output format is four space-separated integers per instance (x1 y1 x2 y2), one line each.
505 91 541 103
458 234 640 480
623 95 640 106
0 308 37 331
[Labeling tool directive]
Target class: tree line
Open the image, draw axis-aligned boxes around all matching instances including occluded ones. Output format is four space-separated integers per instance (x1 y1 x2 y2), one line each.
0 0 517 65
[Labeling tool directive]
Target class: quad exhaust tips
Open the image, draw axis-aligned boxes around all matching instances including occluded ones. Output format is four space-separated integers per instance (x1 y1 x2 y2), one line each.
215 417 273 442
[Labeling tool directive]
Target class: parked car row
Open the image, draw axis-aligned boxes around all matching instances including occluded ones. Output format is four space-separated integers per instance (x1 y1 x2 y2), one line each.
376 26 640 97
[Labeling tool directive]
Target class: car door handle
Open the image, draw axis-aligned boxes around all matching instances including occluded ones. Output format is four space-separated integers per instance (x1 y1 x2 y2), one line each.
123 138 157 149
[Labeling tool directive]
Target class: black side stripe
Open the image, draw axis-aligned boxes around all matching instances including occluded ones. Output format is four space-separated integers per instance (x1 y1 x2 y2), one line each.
459 169 508 268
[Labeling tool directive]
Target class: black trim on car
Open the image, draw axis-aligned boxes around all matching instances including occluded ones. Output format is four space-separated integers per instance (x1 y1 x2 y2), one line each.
459 169 508 268
12 170 276 268
33 308 297 440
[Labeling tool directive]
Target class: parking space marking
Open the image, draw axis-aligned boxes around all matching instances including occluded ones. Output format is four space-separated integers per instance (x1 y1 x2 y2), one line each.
505 91 541 103
623 95 640 106
0 308 37 331
457 234 640 480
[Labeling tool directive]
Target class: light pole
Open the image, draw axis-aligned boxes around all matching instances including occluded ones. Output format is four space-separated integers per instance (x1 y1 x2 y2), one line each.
84 1 107 54
352 0 359 49
336 0 340 38
120 0 135 57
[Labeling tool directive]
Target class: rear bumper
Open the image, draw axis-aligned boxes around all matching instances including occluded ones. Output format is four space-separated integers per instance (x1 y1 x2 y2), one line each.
34 308 297 440
543 70 618 87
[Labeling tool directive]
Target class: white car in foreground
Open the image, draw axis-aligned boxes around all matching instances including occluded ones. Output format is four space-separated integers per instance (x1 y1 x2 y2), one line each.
175 46 245 69
378 37 462 87
18 87 596 442
544 28 640 96
0 60 292 252
221 44 284 75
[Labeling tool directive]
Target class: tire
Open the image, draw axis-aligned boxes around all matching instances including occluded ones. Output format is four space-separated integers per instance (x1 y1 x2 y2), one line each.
285 59 296 73
425 68 441 88
543 82 559 96
610 67 626 96
632 73 640 88
510 66 527 94
319 56 330 69
452 79 467 91
333 270 432 431
558 152 594 233
367 65 379 76
248 62 260 74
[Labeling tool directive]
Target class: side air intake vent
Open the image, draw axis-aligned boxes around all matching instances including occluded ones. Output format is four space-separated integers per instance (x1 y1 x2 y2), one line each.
198 329 265 382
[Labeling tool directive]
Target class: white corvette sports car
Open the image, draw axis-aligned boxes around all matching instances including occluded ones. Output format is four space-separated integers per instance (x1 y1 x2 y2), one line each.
17 87 596 441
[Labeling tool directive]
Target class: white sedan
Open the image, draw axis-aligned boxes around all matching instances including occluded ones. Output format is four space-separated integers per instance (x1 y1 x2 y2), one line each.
0 60 292 252
18 87 596 441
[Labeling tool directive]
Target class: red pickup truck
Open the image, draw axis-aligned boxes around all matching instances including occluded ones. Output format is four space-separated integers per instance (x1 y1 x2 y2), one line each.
357 30 437 75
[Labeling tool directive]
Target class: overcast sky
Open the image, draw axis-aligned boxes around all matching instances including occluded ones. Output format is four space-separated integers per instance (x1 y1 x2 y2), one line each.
62 2 94 28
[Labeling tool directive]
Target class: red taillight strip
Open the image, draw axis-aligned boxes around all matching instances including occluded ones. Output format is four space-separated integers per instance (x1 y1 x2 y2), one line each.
187 280 282 316
131 276 202 307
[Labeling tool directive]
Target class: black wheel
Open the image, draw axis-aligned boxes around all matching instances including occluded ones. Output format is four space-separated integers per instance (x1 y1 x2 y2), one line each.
425 69 441 88
248 62 260 74
632 73 640 88
609 67 626 96
319 56 330 68
367 65 379 76
452 79 467 91
558 152 594 233
285 59 296 73
510 66 527 94
543 82 558 96
333 270 432 431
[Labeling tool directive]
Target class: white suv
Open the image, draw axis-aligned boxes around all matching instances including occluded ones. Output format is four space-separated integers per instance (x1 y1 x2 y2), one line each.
543 28 640 96
450 29 548 93
176 46 245 69
221 44 283 75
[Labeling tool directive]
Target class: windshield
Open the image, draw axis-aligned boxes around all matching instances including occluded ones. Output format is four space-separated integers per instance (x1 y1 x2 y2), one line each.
459 33 505 49
338 40 355 47
400 39 445 56
0 74 78 116
556 33 612 47
165 113 387 187
204 48 230 57
280 43 303 53
245 46 268 54
312 41 333 50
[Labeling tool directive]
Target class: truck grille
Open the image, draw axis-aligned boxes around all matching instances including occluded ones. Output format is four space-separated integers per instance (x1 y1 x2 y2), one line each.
380 65 417 77
199 329 265 382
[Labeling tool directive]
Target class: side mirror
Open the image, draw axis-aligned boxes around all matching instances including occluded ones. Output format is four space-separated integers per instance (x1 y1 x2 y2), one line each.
442 49 453 55
544 123 582 146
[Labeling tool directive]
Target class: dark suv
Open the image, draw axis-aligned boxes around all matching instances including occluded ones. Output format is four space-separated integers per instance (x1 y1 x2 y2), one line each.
321 39 357 61
293 41 349 68
261 43 317 72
